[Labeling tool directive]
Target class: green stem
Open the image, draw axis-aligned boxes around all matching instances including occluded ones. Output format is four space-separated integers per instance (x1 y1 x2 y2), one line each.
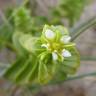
66 72 96 81
81 56 96 61
70 16 96 41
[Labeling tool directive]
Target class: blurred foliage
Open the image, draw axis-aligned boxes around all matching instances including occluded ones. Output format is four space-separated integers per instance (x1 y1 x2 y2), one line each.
0 0 90 49
52 0 88 26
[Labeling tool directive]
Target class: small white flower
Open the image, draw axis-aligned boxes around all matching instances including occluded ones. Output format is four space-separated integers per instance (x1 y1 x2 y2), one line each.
52 52 58 61
62 49 71 57
60 36 71 44
45 29 55 39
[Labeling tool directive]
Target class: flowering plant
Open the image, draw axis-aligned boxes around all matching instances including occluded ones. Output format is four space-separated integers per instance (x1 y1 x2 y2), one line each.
0 0 95 89
4 24 80 85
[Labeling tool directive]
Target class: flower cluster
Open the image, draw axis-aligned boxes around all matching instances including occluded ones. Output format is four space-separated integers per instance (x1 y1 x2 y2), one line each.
41 25 75 62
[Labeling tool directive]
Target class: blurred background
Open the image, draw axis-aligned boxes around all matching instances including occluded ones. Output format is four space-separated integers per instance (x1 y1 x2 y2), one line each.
0 0 96 96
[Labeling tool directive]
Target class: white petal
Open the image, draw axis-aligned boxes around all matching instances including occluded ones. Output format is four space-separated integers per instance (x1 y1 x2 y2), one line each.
41 44 48 48
60 36 71 43
45 29 55 39
62 49 71 57
52 52 58 60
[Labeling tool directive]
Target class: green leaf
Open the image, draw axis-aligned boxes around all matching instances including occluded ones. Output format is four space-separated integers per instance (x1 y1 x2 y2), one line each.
12 32 27 56
38 52 56 84
3 55 38 85
19 34 41 54
4 57 26 81
50 71 67 84
14 7 32 33
50 47 80 84
38 62 49 84
62 47 80 74
25 61 38 84
0 24 13 49
14 56 38 84
52 0 89 26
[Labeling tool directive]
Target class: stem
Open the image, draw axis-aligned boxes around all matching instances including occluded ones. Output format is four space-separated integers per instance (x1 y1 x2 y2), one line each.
70 16 96 41
81 56 96 61
66 72 96 81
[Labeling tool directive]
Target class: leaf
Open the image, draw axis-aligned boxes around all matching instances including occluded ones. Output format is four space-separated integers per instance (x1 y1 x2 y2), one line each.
38 52 55 84
14 7 32 33
62 47 80 74
25 61 38 84
38 62 49 84
14 57 31 83
3 55 38 85
50 70 67 84
4 57 26 81
50 46 80 84
0 24 13 49
19 34 41 53
12 32 27 56
52 0 89 26
14 56 38 84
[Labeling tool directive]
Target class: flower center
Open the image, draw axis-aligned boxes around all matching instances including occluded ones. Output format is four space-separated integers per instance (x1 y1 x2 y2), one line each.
42 42 63 53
